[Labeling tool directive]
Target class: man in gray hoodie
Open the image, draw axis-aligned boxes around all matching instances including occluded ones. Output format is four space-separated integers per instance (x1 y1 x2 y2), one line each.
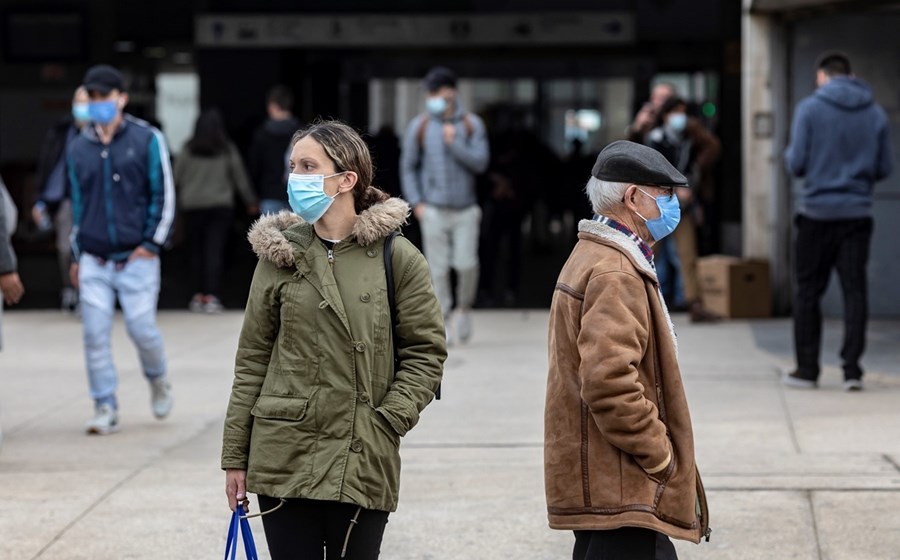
783 52 893 391
401 67 489 344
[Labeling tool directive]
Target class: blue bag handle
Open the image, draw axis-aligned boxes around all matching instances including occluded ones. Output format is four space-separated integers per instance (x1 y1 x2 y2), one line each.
224 508 259 560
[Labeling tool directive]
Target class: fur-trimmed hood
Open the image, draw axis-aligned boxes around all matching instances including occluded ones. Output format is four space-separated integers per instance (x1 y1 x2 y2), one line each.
247 197 410 268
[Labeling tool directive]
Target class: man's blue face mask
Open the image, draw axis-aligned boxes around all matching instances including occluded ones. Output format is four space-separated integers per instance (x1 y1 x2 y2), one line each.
634 187 681 241
88 99 119 125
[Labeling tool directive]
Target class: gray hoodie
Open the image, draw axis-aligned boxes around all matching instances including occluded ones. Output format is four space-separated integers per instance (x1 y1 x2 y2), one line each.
785 76 893 220
400 103 489 209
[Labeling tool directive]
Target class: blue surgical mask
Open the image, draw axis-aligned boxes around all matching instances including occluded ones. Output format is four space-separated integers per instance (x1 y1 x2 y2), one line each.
72 102 91 123
635 187 681 241
425 96 448 116
287 172 347 223
667 113 687 132
88 99 119 125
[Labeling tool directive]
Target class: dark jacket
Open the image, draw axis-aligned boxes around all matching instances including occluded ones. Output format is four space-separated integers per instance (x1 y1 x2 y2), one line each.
35 117 79 211
67 115 175 260
646 119 721 202
249 117 300 202
785 77 893 220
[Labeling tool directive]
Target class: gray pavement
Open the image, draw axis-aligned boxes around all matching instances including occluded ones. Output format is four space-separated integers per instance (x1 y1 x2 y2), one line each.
1 310 900 559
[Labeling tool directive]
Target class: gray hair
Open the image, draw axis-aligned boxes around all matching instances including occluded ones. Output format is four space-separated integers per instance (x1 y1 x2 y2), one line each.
585 177 630 214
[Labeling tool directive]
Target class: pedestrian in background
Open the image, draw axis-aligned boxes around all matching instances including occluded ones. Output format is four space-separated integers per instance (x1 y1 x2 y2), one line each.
1 173 25 345
646 96 722 322
545 141 710 559
249 85 300 215
783 52 893 391
626 82 676 144
400 66 489 345
222 120 445 559
32 86 91 313
67 64 175 435
175 109 258 313
1 173 25 451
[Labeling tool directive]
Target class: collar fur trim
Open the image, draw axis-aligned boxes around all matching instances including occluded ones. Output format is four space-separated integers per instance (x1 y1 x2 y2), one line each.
248 195 410 268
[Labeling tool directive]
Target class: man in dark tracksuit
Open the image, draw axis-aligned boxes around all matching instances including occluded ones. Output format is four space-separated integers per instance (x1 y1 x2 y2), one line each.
67 65 176 434
783 52 893 391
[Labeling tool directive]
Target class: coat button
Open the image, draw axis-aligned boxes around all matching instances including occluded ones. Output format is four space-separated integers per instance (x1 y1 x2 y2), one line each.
366 249 377 258
350 440 363 453
354 342 366 353
359 393 369 403
113 173 121 182
360 293 371 303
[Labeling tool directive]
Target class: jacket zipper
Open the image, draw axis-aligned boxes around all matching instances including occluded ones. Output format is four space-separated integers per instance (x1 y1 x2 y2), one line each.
327 248 334 264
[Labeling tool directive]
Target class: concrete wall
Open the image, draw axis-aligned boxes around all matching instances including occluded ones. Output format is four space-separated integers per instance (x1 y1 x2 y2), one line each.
788 12 900 316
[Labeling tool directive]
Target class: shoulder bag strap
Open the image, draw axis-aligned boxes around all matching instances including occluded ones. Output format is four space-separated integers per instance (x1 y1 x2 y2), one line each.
384 231 441 400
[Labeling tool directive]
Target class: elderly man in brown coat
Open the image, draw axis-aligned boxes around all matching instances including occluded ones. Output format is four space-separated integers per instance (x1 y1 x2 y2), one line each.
545 141 710 559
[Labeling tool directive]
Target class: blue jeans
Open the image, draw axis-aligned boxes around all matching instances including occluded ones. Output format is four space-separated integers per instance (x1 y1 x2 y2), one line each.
655 236 686 308
259 199 291 215
79 254 167 409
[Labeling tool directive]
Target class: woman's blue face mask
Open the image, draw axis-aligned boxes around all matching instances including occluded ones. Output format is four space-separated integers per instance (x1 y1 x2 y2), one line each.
286 172 347 223
634 187 681 241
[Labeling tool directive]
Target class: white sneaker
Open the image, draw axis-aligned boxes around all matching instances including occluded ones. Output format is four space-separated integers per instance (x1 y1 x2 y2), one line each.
86 404 120 435
456 310 473 344
188 294 205 313
204 296 225 314
843 379 863 392
150 377 173 419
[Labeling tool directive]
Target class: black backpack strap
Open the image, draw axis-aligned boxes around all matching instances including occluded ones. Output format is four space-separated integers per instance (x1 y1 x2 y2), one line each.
384 231 441 400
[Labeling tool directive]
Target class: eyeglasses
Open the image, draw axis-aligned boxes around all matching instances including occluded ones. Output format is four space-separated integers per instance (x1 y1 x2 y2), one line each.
636 186 676 203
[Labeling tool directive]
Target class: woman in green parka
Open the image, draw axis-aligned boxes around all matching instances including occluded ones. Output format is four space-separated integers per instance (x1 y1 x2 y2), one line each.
222 120 446 559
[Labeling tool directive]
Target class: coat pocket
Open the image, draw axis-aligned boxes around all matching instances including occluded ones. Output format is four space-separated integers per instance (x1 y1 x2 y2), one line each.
250 394 309 421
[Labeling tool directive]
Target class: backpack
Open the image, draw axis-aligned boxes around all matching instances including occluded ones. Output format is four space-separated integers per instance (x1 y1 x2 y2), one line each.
415 113 475 151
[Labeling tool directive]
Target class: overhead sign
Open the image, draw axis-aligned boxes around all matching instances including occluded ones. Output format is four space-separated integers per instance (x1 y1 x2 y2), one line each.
196 12 634 48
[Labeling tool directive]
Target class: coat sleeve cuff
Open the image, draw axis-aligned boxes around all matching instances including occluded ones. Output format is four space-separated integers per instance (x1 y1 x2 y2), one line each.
644 450 672 475
376 393 420 437
141 241 161 254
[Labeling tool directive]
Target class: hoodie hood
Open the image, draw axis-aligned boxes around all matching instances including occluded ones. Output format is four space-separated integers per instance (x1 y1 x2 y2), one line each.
248 193 410 267
815 77 873 111
264 116 300 136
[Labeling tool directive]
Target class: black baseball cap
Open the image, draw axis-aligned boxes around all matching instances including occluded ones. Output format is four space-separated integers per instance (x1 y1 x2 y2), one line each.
423 66 457 93
83 64 126 94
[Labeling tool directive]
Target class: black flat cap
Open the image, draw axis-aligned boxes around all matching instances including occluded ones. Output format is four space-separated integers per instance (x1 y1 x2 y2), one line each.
424 66 457 92
83 64 125 94
591 140 689 187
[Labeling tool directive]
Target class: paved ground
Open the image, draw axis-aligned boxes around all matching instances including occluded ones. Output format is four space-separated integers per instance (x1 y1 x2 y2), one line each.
1 310 900 559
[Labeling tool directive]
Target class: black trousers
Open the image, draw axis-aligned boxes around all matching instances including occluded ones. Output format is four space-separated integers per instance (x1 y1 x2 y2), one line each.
184 207 232 298
258 496 389 560
793 215 873 380
573 528 678 560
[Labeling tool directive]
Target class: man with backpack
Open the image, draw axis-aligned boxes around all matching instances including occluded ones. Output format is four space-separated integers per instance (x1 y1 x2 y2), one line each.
400 66 489 345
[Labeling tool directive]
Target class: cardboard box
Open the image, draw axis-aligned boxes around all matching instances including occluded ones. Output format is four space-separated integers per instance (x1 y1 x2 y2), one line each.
696 256 771 318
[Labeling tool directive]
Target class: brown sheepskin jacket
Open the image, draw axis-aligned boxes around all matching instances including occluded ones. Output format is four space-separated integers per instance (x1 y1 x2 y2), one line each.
545 218 710 543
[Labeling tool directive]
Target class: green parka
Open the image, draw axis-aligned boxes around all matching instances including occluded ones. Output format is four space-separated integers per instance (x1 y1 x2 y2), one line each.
221 196 446 512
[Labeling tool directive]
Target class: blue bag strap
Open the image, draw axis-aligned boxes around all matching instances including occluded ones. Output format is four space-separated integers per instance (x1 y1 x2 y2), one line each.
224 510 240 560
239 515 259 560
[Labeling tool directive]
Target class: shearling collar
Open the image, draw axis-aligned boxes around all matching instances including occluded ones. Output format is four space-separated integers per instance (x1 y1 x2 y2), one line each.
577 218 678 353
248 196 410 268
578 219 657 281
